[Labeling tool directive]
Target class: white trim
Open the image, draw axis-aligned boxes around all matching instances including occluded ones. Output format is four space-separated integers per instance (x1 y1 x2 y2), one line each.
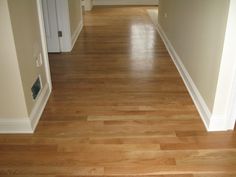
37 0 52 90
152 3 236 131
56 0 72 52
93 0 158 6
156 23 211 131
0 83 51 134
208 114 228 131
81 0 85 6
228 70 236 129
0 1 52 134
84 0 93 11
30 82 51 131
71 20 83 50
0 118 32 134
210 0 236 131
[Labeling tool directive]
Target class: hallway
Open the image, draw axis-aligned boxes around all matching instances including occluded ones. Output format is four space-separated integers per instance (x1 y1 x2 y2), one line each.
0 6 236 177
48 6 197 118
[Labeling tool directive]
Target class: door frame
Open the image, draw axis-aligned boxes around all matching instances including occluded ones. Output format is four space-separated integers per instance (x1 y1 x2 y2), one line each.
36 0 52 90
36 0 83 89
225 0 236 130
227 68 236 129
210 0 236 131
56 0 72 52
39 0 75 53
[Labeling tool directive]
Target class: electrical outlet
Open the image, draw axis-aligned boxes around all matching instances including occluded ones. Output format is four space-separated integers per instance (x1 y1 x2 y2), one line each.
36 53 43 67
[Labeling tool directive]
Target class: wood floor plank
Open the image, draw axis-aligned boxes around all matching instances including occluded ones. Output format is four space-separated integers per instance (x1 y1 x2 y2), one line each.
0 6 235 177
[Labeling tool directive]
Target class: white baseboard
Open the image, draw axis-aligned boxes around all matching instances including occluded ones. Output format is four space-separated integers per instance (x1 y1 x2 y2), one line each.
156 23 211 131
30 82 51 132
71 21 83 51
93 0 158 6
0 118 32 134
0 83 51 134
82 0 93 11
208 114 228 131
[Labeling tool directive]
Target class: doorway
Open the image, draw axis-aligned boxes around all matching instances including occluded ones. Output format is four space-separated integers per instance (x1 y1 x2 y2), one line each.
42 0 61 52
41 0 83 53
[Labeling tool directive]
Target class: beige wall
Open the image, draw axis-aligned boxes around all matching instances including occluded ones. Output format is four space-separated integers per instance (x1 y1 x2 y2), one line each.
0 0 28 118
8 0 47 115
158 0 230 111
68 0 82 39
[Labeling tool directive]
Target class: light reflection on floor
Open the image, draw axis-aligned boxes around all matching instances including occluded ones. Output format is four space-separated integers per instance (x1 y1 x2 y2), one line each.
129 23 156 76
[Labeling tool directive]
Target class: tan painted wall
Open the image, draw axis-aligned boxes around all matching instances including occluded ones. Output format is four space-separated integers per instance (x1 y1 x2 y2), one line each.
68 0 82 38
0 0 28 118
8 0 47 115
158 0 230 111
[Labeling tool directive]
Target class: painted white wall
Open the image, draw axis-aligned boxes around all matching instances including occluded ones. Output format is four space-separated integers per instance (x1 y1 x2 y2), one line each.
157 0 236 131
158 0 230 111
0 0 28 119
0 0 52 133
68 0 84 48
8 0 48 114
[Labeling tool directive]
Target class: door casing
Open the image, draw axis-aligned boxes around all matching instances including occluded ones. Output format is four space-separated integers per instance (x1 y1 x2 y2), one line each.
41 0 74 53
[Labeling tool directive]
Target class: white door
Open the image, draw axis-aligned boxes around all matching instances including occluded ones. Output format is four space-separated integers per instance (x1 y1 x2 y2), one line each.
42 0 61 52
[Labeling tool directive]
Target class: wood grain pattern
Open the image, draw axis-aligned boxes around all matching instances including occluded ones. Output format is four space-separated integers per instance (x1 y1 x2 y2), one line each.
0 6 236 177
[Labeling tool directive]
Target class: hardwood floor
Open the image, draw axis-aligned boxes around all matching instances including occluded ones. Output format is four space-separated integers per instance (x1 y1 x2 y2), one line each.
0 6 236 177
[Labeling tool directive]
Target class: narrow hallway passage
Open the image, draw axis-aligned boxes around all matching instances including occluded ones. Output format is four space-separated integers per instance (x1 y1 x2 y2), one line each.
0 6 235 177
47 6 198 119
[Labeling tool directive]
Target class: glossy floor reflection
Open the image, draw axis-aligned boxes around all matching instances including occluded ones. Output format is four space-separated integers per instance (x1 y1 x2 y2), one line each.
0 6 235 177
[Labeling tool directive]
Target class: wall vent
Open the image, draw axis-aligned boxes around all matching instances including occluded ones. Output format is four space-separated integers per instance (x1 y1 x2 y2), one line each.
31 76 42 100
